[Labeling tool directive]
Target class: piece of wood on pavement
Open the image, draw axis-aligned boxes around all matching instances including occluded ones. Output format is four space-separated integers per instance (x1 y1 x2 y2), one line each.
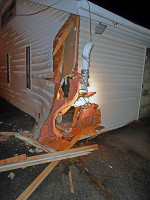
0 135 9 142
69 166 74 193
0 154 27 166
16 160 59 200
0 144 98 172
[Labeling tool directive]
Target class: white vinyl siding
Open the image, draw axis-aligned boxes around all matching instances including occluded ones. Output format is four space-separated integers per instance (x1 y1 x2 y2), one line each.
78 16 146 131
0 0 70 138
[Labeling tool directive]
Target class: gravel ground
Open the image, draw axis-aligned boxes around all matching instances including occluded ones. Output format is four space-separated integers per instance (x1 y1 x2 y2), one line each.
0 98 150 200
0 98 35 133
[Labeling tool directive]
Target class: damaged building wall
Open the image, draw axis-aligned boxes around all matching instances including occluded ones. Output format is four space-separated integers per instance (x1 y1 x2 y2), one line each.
37 13 103 146
0 0 70 138
1 0 149 142
78 16 147 131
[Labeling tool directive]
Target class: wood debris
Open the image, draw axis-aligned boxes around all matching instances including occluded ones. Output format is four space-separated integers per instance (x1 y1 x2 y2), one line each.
16 161 59 200
15 144 98 200
0 154 27 166
0 132 33 136
0 144 98 172
15 134 55 153
69 166 74 193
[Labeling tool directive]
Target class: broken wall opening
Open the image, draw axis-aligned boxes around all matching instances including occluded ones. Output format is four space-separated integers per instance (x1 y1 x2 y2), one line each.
38 14 103 150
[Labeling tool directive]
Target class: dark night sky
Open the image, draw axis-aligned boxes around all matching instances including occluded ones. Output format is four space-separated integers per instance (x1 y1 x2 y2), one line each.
89 0 150 30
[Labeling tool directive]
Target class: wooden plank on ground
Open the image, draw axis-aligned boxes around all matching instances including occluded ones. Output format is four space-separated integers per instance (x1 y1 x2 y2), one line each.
0 135 9 141
69 166 74 193
16 161 59 200
0 154 27 166
0 144 98 172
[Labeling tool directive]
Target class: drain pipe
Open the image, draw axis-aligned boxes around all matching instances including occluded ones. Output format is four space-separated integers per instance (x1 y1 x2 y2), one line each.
81 42 94 93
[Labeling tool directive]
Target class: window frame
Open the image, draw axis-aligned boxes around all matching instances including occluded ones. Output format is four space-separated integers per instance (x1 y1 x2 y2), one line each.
26 46 31 89
6 53 10 83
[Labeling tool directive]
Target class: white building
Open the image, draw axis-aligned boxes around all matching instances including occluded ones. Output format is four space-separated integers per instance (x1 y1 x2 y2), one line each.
0 0 150 139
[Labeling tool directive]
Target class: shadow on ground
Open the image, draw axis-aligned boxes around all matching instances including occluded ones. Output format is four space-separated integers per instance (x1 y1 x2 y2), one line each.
0 98 150 200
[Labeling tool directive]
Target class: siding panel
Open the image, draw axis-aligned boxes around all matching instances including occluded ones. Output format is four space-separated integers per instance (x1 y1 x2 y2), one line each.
79 17 146 131
0 0 70 138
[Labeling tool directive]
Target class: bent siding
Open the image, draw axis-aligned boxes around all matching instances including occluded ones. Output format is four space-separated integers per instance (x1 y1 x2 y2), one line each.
78 16 146 131
0 0 70 138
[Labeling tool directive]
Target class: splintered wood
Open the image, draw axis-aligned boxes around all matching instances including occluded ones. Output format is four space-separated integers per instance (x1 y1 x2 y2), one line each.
38 12 103 150
39 73 81 141
40 126 98 151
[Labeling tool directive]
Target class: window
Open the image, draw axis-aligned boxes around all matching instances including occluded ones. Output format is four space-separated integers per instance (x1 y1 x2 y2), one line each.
1 0 16 28
26 46 31 89
6 53 10 83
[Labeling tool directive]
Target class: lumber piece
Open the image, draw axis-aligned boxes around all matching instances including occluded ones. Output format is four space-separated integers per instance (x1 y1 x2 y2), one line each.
74 15 80 70
72 107 80 128
0 132 33 136
0 144 98 172
15 134 55 153
53 17 77 56
0 135 9 141
69 166 74 193
16 161 59 200
0 154 27 166
41 126 97 151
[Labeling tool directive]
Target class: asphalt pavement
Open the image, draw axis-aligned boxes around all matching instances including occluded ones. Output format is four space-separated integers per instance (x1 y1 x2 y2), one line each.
0 98 150 200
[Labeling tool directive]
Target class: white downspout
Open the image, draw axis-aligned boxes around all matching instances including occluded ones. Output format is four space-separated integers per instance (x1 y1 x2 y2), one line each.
81 42 94 93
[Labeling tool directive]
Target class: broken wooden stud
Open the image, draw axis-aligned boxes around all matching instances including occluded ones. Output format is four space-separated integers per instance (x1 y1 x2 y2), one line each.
69 166 74 193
